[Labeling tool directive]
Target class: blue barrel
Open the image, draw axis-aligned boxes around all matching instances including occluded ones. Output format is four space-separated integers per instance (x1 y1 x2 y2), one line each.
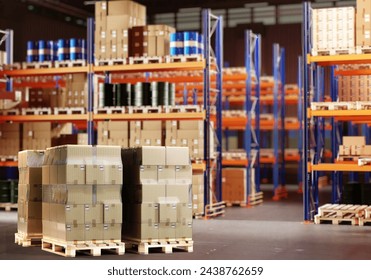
170 32 184 56
184 32 198 55
38 40 52 62
27 41 39 63
57 39 70 61
198 34 204 56
70 38 83 60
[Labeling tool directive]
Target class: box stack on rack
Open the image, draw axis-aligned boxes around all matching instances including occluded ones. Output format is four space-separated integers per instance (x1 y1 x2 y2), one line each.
0 50 6 66
97 121 129 147
165 120 204 160
41 145 124 257
15 150 44 247
129 120 162 147
122 146 193 254
356 0 371 52
65 74 87 108
338 66 371 101
0 123 20 157
130 25 175 58
23 122 51 150
95 0 146 61
222 168 247 206
311 7 355 55
192 173 204 217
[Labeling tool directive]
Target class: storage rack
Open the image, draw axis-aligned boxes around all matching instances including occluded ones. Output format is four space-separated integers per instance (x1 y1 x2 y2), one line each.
303 1 371 220
0 29 13 91
0 10 224 216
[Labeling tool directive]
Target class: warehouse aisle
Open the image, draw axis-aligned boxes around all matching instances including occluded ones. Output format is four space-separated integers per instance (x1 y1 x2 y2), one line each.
2 185 371 260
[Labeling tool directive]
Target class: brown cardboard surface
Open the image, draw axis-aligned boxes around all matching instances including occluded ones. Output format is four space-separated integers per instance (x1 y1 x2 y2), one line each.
177 202 193 221
53 204 85 224
175 165 192 184
135 184 166 203
166 184 192 203
57 223 85 241
175 220 192 239
122 222 159 240
42 202 50 221
85 223 104 241
103 223 121 240
84 203 104 224
103 203 123 224
159 203 177 223
18 167 42 185
142 120 162 131
125 202 159 224
138 146 166 166
18 183 42 202
158 222 176 239
96 185 122 204
138 165 158 184
58 164 86 185
18 218 42 235
166 146 190 166
158 166 176 184
179 120 204 130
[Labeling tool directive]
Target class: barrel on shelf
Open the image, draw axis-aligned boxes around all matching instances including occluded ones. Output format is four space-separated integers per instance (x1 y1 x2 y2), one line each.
57 39 70 61
70 38 83 61
26 41 39 63
184 32 198 55
38 40 52 62
170 32 184 56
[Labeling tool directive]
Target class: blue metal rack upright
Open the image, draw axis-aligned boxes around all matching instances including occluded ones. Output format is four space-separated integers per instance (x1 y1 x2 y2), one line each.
297 57 304 190
202 9 224 215
87 18 95 145
272 43 286 200
245 30 262 204
0 29 13 91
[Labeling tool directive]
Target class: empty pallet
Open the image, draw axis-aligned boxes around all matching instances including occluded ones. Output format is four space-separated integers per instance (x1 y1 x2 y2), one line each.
314 212 359 225
125 239 193 255
318 204 367 218
14 232 42 247
41 238 125 257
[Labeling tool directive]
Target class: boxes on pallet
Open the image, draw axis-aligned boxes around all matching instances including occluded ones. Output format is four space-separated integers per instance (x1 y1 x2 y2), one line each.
356 0 371 48
0 123 20 156
222 168 247 203
23 123 51 151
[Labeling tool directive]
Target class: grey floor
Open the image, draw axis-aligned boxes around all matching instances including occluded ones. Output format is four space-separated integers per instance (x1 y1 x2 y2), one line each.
2 185 371 260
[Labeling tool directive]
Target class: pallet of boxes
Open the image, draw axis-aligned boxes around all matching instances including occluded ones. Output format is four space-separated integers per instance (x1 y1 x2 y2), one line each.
41 145 124 257
15 150 44 247
122 146 193 254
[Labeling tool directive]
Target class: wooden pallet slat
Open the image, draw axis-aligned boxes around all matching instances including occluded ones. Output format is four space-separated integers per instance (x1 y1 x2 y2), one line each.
15 232 42 247
125 239 193 255
0 203 18 212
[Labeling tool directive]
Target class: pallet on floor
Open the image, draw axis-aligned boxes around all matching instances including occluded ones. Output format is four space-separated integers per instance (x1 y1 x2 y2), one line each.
41 238 125 257
15 232 42 247
205 201 225 218
318 204 367 218
0 203 18 211
125 239 193 255
248 191 263 206
54 60 86 68
314 212 359 225
193 213 204 219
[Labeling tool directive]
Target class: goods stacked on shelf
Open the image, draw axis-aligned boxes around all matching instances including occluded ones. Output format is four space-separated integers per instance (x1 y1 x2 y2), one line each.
356 0 371 52
65 73 87 108
192 172 204 217
170 32 204 56
122 146 193 249
222 168 247 206
97 121 129 147
0 50 6 66
0 180 18 203
130 120 162 147
130 25 175 57
26 38 86 64
311 7 355 56
165 120 204 160
338 65 371 101
41 145 123 248
0 123 20 157
15 150 44 246
23 122 51 150
95 0 146 61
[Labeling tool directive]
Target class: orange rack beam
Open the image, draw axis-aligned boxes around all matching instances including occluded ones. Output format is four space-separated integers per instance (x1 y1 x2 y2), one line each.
222 159 248 167
93 112 205 121
0 161 18 167
309 162 371 172
0 66 89 77
0 114 88 122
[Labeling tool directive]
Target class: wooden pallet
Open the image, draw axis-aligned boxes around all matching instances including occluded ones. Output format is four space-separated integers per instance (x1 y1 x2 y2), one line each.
22 61 53 69
223 152 247 160
94 106 126 114
226 201 247 207
311 47 355 56
0 155 17 162
2 63 21 70
0 203 18 212
55 60 86 68
128 56 164 65
0 109 19 115
356 46 371 54
223 110 246 117
318 204 367 218
310 102 354 111
364 206 371 219
248 191 264 206
314 212 359 225
205 201 226 218
21 107 52 115
163 105 202 113
41 238 125 257
127 106 162 114
125 239 193 255
54 107 85 115
165 54 203 63
95 58 127 66
193 213 204 219
15 232 42 247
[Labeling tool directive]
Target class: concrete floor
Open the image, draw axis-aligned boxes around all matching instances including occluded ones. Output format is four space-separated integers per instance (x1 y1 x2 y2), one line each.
2 185 371 260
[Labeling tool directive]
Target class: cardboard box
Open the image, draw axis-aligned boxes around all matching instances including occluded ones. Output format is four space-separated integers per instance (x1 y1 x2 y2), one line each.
177 202 193 221
122 222 159 240
138 165 158 184
18 150 45 168
57 223 85 241
343 136 365 146
58 164 86 185
103 223 121 240
17 218 42 235
179 120 203 130
103 203 122 224
18 183 42 202
166 147 190 166
175 220 192 239
19 200 42 220
158 222 176 239
175 166 192 184
86 164 122 185
158 166 176 184
126 203 159 224
166 184 192 203
159 202 177 223
142 120 162 131
96 185 122 204
137 146 166 166
54 204 85 224
135 184 166 203
85 223 104 241
84 204 104 224
18 167 42 185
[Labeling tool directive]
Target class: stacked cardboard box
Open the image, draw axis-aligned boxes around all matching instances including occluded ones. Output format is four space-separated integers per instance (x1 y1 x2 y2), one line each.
311 7 355 55
356 0 371 49
192 172 204 216
97 121 129 147
122 146 192 241
65 74 87 108
0 123 20 156
130 25 175 57
338 69 371 101
29 88 51 108
17 150 44 238
42 145 123 242
129 120 162 147
95 0 146 60
77 133 88 145
23 122 51 150
165 120 204 160
222 168 247 203
0 50 6 65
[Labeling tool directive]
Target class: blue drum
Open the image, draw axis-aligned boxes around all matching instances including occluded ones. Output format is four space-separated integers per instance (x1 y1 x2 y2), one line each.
184 32 198 55
170 32 184 56
26 41 38 62
70 38 83 60
38 40 52 62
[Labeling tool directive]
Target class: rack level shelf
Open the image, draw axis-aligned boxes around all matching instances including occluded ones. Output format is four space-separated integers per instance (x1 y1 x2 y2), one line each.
309 162 371 172
0 66 89 77
93 112 205 121
307 53 371 66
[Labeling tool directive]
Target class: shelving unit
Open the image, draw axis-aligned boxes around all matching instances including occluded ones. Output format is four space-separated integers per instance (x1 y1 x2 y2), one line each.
303 1 371 221
0 10 223 217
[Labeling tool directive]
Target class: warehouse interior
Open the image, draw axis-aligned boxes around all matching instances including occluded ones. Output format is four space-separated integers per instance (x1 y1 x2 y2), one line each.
1 0 371 260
